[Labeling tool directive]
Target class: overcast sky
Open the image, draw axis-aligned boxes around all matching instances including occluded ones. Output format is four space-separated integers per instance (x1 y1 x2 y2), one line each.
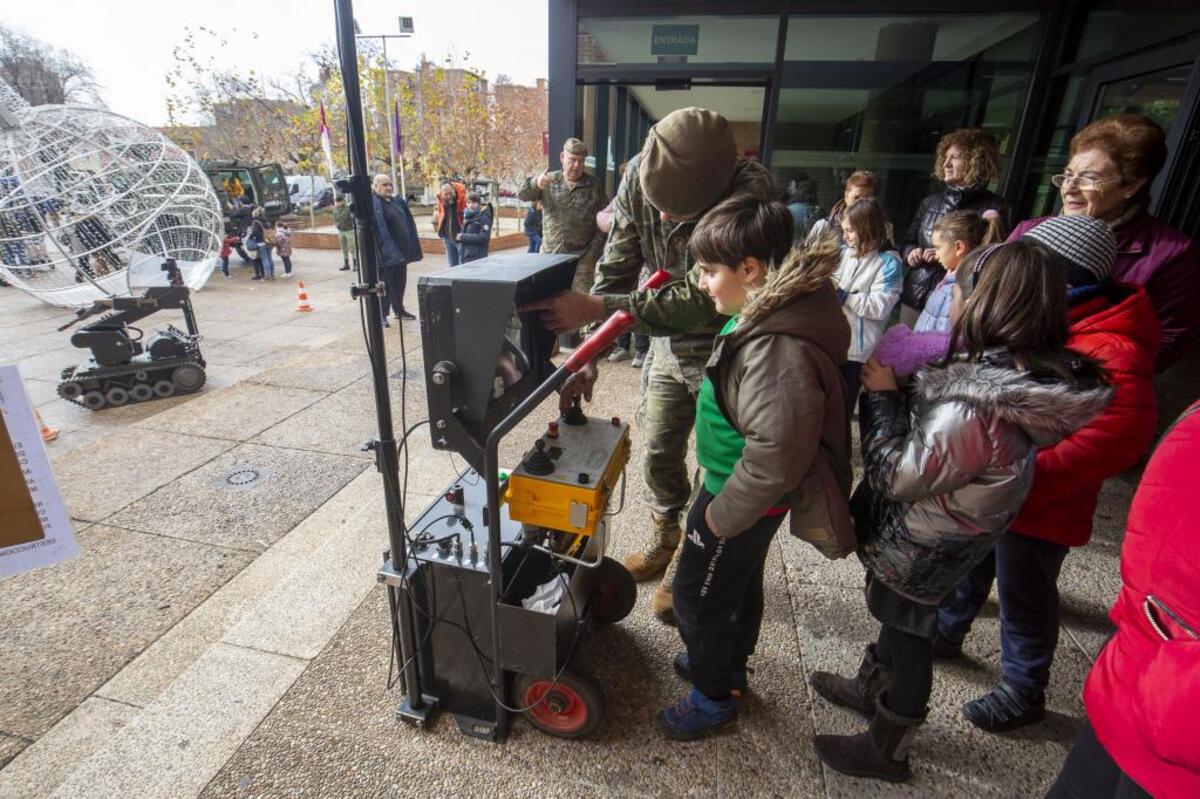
2 0 550 126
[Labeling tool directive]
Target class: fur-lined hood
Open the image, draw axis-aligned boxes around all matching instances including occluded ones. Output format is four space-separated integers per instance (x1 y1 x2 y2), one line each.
730 235 849 366
916 353 1113 447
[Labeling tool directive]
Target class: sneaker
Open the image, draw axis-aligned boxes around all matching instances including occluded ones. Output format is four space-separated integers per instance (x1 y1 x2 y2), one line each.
251 275 262 281
962 680 1045 733
400 309 416 321
631 352 646 368
654 688 737 741
339 265 352 271
608 347 631 363
672 651 748 696
382 316 391 328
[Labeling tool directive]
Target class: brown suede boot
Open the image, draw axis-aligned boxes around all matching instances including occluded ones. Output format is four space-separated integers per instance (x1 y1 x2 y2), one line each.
809 644 892 719
813 692 925 783
651 582 674 625
622 513 681 582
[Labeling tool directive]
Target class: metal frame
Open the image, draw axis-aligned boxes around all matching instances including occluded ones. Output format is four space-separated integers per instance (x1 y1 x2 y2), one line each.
1076 39 1200 216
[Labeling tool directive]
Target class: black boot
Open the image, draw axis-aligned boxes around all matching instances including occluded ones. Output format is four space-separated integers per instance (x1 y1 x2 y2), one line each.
813 692 925 783
810 644 892 719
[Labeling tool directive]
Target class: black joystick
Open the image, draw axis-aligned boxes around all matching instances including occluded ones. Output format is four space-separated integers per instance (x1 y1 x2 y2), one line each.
522 438 555 475
561 395 587 427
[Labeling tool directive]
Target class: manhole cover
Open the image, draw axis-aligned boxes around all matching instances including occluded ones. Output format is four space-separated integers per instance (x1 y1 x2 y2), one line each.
214 465 272 490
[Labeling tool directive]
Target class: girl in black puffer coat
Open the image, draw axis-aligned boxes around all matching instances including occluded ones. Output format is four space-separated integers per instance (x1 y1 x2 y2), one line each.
900 129 1010 325
810 239 1112 784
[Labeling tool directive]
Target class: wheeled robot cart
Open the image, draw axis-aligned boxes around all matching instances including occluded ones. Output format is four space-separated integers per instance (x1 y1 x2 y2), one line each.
56 258 205 410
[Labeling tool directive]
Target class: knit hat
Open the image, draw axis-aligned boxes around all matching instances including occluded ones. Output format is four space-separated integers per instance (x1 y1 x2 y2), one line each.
639 107 737 219
1021 215 1116 287
563 137 588 157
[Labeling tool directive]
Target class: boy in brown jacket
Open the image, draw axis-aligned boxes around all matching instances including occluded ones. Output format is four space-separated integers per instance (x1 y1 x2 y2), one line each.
652 194 851 740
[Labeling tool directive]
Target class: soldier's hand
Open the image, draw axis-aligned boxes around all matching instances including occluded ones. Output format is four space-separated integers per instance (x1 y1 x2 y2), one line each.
536 172 551 190
519 292 606 334
559 362 598 410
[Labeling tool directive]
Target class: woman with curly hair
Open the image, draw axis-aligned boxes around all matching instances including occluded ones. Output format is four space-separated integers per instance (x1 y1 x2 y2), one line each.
899 129 1010 326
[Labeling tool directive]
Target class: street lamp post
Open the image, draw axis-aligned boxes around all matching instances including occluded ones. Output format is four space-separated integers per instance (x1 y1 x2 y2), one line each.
355 18 413 199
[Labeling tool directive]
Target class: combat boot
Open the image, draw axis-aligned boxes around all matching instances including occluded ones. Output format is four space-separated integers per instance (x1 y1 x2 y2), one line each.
622 512 681 582
651 543 683 623
813 692 925 783
809 644 892 719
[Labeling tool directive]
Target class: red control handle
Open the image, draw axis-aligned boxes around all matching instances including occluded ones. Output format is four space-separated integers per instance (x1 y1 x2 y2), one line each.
565 269 672 372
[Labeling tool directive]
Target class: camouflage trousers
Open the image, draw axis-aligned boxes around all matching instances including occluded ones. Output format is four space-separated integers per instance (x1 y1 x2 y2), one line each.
636 337 706 556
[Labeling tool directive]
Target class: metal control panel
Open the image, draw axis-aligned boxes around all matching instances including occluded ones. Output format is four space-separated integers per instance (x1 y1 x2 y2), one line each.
504 414 630 537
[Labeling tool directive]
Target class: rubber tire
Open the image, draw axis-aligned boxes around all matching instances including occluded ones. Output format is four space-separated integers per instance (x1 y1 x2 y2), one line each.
590 556 637 624
105 386 129 407
82 390 106 410
514 670 604 739
130 383 154 402
153 380 176 398
59 381 83 400
172 364 206 392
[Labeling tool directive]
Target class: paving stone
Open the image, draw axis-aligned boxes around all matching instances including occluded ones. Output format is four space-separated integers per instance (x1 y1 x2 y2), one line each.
50 644 306 799
97 470 383 708
0 734 27 771
107 443 367 552
51 429 234 522
135 381 326 442
0 525 253 739
0 697 138 798
246 347 371 393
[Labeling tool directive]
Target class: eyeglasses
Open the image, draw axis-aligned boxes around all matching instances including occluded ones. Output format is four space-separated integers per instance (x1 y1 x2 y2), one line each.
1050 173 1121 190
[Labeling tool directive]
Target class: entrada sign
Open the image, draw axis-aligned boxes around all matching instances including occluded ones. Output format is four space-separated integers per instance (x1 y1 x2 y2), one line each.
651 24 700 56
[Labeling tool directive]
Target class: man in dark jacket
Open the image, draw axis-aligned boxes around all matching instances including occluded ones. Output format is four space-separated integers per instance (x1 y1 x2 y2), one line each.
458 192 492 263
372 173 423 323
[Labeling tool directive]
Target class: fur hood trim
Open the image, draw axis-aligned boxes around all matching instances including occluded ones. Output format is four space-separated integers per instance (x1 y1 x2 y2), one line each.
916 356 1112 446
740 234 841 326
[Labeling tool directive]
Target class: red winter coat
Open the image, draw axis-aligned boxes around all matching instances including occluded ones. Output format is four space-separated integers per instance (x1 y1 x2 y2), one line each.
1009 285 1159 547
1083 401 1200 799
433 181 466 234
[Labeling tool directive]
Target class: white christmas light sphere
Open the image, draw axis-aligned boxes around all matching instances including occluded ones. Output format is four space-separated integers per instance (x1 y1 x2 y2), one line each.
0 84 221 307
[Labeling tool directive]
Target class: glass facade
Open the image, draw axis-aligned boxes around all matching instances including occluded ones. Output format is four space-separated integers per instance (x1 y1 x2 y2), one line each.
555 2 1200 238
772 13 1040 239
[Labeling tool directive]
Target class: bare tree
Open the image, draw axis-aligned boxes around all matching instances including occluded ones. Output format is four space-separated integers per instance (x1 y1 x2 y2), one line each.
0 24 102 107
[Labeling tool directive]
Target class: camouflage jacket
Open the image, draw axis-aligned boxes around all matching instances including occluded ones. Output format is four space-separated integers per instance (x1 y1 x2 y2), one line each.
517 170 607 256
592 155 775 353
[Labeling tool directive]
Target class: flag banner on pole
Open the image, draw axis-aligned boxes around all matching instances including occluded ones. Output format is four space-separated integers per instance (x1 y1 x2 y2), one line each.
393 99 404 157
319 101 335 176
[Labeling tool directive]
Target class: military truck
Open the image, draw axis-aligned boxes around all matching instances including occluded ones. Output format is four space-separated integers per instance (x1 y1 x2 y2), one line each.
201 160 292 234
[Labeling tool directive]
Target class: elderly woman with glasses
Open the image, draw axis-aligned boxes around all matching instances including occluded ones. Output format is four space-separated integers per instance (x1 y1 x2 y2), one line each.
1011 114 1199 371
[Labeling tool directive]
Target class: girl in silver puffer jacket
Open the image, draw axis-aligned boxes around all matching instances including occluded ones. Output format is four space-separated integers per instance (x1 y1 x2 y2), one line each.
811 239 1113 783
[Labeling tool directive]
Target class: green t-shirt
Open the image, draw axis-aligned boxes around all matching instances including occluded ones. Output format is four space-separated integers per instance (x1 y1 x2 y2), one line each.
696 316 744 496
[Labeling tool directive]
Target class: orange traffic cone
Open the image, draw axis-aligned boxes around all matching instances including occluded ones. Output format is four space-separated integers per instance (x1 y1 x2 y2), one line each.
295 280 313 312
36 409 58 443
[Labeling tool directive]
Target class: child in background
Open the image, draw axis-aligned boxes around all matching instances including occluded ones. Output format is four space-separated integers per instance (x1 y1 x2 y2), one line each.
873 209 1004 377
274 222 293 276
811 239 1112 783
832 197 902 414
656 194 852 741
218 233 239 278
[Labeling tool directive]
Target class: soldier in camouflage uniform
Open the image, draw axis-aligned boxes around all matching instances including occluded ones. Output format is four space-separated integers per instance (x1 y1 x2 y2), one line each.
517 138 607 293
523 108 774 622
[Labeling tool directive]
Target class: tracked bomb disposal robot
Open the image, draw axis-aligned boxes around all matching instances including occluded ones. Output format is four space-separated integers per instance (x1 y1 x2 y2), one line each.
56 258 206 410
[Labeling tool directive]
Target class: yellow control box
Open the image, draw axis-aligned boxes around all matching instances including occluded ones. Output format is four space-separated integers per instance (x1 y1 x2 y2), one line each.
504 416 631 537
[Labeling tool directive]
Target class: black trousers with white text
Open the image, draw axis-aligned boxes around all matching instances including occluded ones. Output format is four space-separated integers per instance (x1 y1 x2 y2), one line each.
673 487 785 699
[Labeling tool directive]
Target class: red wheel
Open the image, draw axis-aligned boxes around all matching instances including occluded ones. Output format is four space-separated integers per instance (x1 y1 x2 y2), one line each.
514 670 603 739
591 556 636 624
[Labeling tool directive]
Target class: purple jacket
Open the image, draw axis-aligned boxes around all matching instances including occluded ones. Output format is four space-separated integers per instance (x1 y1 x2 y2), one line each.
1012 213 1199 372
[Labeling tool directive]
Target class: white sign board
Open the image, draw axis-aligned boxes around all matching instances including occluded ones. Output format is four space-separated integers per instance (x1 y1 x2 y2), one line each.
0 366 78 579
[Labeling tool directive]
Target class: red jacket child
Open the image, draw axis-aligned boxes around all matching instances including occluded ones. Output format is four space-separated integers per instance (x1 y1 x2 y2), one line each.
219 235 239 259
1009 284 1159 547
1082 401 1200 798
